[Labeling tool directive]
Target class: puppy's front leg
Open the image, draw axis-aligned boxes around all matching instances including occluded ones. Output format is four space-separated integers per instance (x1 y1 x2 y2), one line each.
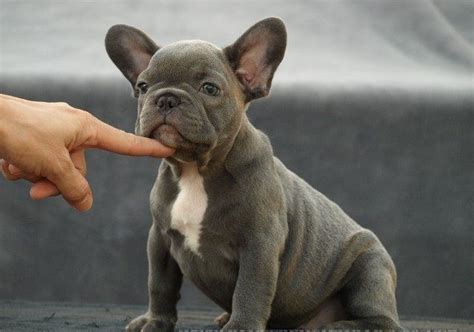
126 223 183 332
223 234 282 330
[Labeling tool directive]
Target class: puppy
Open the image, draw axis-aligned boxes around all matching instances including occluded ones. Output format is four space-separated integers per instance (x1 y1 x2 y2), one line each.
105 17 402 331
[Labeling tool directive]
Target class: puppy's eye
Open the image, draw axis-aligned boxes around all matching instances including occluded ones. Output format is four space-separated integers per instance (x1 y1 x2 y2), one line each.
137 82 149 94
200 82 220 96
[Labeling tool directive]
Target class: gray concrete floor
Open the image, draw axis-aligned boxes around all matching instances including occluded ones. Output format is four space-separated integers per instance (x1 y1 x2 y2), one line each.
1 300 473 331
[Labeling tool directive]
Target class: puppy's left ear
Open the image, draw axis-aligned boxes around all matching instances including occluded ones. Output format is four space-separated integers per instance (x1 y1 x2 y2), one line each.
224 17 287 101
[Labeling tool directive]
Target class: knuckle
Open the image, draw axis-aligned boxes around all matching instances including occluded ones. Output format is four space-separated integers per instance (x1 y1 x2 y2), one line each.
54 102 71 109
70 107 90 126
78 109 93 122
75 111 89 128
80 112 99 144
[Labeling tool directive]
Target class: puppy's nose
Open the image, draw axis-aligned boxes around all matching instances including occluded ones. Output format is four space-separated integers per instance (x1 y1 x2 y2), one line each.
156 94 181 114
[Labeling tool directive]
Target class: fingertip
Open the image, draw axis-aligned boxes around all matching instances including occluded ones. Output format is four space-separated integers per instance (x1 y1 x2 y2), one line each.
30 185 46 200
30 187 43 200
154 147 175 158
30 186 37 200
90 120 176 158
148 140 175 158
127 135 176 158
72 192 93 212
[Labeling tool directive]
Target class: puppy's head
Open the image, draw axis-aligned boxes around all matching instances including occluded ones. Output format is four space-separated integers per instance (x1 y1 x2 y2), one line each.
105 17 286 165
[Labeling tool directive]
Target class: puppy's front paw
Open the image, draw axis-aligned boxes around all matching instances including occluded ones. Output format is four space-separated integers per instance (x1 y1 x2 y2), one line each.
222 318 265 331
125 313 174 332
214 312 230 328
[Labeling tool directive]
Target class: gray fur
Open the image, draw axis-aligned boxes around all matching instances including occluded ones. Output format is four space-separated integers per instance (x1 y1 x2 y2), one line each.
105 17 401 331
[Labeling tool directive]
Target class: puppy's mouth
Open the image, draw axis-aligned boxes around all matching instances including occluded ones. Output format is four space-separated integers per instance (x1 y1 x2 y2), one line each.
149 124 194 150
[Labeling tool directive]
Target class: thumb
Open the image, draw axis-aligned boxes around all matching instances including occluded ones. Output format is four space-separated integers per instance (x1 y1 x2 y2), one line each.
47 156 93 212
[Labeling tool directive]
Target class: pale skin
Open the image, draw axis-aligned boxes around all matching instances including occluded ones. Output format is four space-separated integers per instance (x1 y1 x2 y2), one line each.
0 94 174 212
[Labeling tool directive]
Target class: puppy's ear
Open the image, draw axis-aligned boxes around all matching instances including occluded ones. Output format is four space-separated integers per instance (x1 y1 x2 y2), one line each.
105 24 159 89
224 17 286 101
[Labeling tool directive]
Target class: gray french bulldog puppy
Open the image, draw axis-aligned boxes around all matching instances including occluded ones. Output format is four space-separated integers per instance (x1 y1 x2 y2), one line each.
105 17 402 331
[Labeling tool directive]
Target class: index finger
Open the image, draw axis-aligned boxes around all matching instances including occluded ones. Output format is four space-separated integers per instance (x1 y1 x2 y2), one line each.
86 116 175 158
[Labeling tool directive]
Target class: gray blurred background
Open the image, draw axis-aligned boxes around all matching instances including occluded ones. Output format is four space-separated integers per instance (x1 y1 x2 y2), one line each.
1 0 473 321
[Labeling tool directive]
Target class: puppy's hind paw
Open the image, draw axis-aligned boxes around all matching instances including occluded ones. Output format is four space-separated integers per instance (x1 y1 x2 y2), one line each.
214 312 230 328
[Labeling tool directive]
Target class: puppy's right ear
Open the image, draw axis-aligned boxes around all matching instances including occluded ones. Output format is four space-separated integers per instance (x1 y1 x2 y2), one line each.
105 24 159 90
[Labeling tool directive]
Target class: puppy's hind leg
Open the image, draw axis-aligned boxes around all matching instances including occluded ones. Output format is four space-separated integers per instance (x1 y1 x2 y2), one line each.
320 248 403 331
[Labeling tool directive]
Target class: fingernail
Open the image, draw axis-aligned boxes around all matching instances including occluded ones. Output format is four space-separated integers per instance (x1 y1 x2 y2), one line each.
8 164 21 176
75 193 93 212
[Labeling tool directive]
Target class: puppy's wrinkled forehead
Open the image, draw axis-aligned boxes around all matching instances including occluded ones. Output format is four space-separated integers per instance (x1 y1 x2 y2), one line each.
143 40 229 83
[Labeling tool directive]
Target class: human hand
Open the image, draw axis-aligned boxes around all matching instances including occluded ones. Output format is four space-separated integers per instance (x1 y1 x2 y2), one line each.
0 94 174 212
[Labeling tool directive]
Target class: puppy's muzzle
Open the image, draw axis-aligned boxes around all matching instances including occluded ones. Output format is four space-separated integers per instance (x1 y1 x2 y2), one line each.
155 93 181 115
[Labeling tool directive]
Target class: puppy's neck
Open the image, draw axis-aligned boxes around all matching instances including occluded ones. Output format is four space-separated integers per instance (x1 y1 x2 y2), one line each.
168 114 271 179
209 115 274 179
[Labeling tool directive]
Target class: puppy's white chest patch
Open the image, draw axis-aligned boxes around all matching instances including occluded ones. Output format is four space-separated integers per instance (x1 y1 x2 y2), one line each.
170 163 207 255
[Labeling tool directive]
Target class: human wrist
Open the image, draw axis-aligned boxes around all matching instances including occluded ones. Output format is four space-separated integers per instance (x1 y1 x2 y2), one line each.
0 97 12 156
0 96 21 158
